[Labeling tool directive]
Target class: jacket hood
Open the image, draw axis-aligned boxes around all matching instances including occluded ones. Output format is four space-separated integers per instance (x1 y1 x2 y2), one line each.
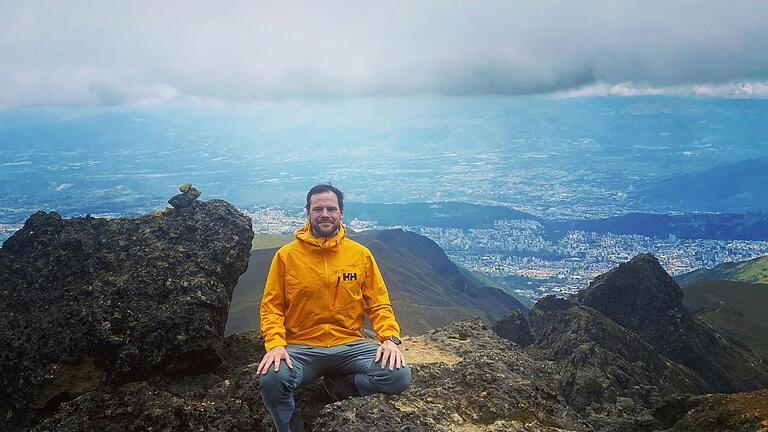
295 221 347 249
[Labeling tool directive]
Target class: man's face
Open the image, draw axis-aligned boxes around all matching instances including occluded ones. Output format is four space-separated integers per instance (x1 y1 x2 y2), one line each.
306 191 343 237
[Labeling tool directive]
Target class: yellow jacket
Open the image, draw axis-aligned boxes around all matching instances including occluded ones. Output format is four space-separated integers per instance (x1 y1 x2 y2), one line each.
260 222 401 351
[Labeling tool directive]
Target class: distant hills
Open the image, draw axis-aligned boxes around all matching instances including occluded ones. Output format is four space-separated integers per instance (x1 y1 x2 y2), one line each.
343 202 538 228
546 212 768 241
227 229 527 336
636 156 768 213
345 201 768 241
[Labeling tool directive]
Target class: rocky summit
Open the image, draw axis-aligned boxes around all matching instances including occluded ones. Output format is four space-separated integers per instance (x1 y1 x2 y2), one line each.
571 253 768 392
493 253 768 431
0 188 253 430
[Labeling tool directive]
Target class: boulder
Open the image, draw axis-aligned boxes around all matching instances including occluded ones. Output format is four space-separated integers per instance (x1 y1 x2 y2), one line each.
0 195 253 430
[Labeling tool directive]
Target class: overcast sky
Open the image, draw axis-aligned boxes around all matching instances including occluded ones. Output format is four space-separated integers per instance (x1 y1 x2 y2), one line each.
2 0 768 107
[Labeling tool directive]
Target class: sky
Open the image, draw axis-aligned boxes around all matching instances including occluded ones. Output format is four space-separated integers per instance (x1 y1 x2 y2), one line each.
2 0 768 107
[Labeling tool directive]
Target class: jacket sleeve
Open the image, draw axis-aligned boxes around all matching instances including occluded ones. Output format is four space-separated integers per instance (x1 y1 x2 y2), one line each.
260 250 287 351
362 251 401 342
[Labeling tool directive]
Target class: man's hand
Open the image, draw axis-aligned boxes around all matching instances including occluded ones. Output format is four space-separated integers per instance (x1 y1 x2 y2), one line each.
375 339 406 371
257 346 293 375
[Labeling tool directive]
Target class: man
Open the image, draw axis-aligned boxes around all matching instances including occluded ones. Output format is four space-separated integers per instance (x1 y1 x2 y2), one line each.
258 184 410 432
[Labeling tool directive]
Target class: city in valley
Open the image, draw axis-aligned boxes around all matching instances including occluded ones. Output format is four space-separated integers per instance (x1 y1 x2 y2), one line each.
246 206 768 307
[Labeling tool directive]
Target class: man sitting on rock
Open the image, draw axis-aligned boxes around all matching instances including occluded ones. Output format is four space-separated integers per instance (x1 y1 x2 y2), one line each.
258 184 411 432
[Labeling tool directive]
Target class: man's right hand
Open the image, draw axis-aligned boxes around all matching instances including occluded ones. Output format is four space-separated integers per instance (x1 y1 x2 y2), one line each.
257 346 293 375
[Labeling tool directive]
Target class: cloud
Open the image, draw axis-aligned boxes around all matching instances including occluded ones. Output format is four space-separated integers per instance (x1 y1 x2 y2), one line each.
556 81 768 98
1 0 768 106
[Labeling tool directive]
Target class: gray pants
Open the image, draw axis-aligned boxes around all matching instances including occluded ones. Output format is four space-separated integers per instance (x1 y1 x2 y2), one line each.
259 339 412 432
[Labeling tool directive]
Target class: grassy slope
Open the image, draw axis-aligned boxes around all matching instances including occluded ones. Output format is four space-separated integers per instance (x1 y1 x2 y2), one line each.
251 234 293 250
683 280 768 361
676 254 768 287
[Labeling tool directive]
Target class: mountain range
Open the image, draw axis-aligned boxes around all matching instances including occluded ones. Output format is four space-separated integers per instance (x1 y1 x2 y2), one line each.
546 212 768 241
636 156 768 213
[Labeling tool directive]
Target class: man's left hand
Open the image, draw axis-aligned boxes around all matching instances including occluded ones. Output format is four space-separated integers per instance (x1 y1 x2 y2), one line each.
375 339 406 371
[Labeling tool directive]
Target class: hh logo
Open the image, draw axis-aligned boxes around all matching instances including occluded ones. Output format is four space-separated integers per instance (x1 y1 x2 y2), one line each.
343 272 358 281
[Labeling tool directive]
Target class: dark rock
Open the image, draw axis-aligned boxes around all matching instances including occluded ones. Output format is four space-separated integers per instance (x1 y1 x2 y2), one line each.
491 309 535 347
652 389 768 432
32 330 335 432
571 253 768 392
0 198 253 430
525 305 705 431
532 295 573 314
31 381 256 432
168 183 202 209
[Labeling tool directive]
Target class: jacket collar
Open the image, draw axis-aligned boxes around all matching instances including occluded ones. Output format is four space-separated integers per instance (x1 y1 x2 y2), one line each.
295 221 346 249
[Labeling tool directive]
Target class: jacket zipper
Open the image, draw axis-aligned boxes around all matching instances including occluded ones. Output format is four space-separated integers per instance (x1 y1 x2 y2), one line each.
332 276 340 307
324 252 330 344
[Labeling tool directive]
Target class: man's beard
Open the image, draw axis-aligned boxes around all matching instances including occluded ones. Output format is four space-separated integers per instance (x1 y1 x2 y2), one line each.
311 219 339 237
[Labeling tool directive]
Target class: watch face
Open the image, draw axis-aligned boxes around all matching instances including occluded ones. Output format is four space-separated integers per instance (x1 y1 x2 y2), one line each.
389 335 402 345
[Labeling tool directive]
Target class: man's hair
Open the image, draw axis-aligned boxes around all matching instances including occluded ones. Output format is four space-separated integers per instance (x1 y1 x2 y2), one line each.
305 184 344 210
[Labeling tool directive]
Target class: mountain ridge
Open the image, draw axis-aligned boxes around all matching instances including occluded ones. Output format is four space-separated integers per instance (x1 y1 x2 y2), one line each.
676 253 768 287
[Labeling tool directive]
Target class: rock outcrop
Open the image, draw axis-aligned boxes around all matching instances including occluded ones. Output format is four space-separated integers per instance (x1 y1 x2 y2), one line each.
493 253 768 431
524 305 706 431
34 320 591 432
313 319 589 432
571 253 768 392
0 188 253 430
31 316 768 432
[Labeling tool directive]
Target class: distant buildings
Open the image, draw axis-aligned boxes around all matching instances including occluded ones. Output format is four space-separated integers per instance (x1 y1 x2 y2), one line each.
248 207 768 304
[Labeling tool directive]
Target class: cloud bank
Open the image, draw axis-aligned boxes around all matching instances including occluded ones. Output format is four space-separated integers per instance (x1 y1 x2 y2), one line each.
2 0 768 106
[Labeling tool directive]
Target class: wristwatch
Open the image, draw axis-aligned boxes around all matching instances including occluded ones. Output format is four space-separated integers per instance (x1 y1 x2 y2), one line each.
387 335 402 345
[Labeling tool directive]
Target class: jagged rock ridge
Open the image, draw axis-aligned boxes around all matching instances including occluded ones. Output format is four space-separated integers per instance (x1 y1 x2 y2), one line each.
571 253 768 392
493 253 768 430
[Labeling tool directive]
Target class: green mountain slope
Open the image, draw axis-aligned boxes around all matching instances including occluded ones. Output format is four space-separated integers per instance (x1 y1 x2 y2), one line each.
676 254 768 287
683 280 768 361
226 229 527 336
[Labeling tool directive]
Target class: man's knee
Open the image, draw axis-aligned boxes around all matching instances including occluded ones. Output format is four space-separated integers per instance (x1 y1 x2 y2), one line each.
369 365 411 394
258 364 298 399
388 365 412 394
